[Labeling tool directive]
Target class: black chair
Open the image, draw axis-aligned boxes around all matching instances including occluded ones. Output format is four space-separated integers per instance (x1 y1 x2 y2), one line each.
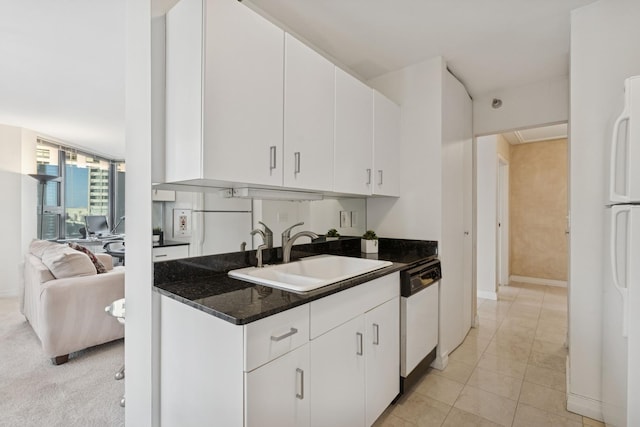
103 240 125 266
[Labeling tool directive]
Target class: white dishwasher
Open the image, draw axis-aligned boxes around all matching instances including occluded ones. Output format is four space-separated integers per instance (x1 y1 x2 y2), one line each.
399 258 441 394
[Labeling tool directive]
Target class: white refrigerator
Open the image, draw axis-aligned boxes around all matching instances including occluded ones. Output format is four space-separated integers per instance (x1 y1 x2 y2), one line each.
603 75 640 427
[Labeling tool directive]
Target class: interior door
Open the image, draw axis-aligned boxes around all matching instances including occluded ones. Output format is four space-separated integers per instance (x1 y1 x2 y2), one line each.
496 158 509 286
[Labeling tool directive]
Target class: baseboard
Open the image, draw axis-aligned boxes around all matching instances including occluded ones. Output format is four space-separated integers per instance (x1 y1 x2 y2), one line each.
565 355 604 421
510 275 567 288
567 393 603 421
477 290 498 300
0 288 19 298
431 351 449 370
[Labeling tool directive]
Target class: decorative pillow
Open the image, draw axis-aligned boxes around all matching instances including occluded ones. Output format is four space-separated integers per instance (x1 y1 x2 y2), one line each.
29 239 63 258
41 245 97 279
68 242 108 274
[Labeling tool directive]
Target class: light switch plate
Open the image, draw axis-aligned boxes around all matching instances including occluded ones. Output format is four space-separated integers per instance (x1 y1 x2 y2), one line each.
340 211 352 228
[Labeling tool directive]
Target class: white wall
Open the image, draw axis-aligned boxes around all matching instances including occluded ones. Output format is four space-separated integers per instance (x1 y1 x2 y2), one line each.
568 0 640 418
366 56 444 241
0 125 38 297
473 76 569 137
0 125 25 297
476 135 498 300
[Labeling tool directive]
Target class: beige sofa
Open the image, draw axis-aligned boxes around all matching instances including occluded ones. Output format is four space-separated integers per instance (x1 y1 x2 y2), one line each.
21 240 125 365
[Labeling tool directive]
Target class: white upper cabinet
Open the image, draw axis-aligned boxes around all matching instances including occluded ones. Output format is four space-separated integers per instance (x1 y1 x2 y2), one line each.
283 34 334 191
373 91 401 197
165 0 400 197
334 68 374 195
165 0 284 186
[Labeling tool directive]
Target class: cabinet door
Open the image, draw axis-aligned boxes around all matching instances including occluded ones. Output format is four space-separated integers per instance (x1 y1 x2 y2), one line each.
365 298 400 426
283 34 334 191
310 315 365 427
373 91 401 197
334 68 373 195
165 0 206 183
202 0 284 186
245 344 309 427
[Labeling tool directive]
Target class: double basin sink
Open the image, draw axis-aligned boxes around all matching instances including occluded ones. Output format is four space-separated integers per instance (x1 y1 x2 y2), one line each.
229 254 392 294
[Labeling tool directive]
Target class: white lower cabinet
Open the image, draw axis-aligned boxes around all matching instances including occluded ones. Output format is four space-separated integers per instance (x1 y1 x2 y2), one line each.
159 272 400 427
365 298 400 426
311 315 366 427
310 297 400 427
245 343 310 427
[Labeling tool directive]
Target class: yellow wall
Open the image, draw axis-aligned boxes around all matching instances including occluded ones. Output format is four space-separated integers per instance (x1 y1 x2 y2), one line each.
509 138 567 281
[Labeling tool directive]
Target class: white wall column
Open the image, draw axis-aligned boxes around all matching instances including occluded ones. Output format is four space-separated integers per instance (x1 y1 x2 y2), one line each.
475 135 498 300
125 0 156 424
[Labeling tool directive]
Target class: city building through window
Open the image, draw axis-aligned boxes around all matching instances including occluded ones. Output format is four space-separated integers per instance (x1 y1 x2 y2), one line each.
36 139 125 240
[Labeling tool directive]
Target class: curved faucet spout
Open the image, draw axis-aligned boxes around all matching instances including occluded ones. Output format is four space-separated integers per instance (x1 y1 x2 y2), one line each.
281 221 304 247
283 230 319 263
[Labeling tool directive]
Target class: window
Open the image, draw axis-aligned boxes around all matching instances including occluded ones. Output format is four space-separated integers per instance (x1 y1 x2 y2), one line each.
36 140 126 240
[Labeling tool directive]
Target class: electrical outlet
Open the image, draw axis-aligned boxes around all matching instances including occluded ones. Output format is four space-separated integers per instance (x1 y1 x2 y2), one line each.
340 211 352 228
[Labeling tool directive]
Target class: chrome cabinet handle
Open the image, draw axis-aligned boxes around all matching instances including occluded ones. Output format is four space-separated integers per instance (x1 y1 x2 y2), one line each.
366 169 371 185
154 254 167 258
378 170 383 185
269 146 277 171
373 323 379 345
270 327 298 342
356 332 363 355
296 368 304 400
294 152 301 174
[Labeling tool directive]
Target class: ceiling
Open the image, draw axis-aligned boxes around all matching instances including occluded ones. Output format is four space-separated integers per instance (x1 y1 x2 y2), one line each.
0 0 596 159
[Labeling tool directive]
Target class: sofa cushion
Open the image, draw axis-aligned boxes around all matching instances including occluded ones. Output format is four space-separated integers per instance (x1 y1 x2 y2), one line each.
68 242 107 274
41 245 97 279
29 239 63 258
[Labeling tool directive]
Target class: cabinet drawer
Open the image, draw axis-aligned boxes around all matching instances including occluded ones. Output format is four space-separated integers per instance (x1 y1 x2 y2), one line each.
244 304 309 372
153 245 189 262
310 272 399 339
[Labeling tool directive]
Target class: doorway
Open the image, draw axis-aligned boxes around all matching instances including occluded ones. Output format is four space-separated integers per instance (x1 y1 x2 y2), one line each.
475 123 569 300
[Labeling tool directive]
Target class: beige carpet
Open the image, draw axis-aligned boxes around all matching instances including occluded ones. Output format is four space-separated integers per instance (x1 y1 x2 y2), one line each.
0 297 125 427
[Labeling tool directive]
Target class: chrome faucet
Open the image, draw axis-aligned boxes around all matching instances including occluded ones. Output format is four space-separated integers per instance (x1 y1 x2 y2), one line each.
255 243 268 268
250 222 273 268
250 221 273 248
281 221 304 248
283 231 319 263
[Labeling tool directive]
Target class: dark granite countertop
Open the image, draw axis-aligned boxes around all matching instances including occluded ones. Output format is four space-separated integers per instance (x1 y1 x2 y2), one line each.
154 237 437 325
153 239 190 248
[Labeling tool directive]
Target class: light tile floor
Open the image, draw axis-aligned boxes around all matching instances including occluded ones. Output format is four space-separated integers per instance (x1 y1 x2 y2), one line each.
374 282 605 427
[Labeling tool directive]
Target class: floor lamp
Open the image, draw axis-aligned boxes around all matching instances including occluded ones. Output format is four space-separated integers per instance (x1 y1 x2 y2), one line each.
28 174 58 240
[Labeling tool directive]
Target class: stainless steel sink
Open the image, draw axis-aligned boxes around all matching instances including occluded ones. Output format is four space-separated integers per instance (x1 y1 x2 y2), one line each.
228 254 392 293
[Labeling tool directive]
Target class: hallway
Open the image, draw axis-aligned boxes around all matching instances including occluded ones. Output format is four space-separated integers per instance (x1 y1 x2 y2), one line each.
374 282 603 426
